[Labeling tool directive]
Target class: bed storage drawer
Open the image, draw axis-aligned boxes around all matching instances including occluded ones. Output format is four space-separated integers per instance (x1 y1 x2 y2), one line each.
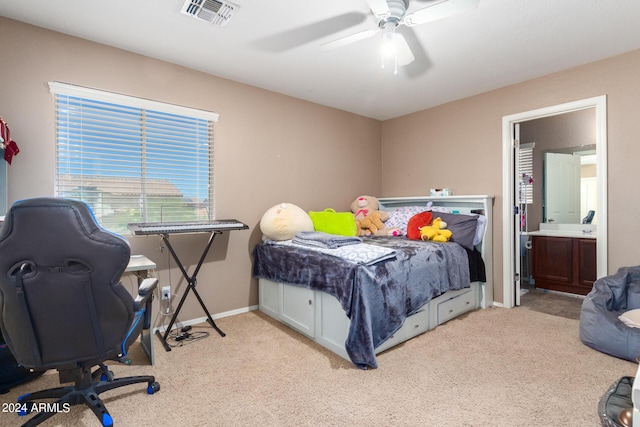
403 307 430 340
375 306 430 354
259 278 281 320
315 291 350 360
259 279 316 339
433 286 478 325
375 328 405 354
281 284 315 338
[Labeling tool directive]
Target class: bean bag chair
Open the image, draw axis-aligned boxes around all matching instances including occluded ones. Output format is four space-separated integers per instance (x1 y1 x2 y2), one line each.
579 266 640 362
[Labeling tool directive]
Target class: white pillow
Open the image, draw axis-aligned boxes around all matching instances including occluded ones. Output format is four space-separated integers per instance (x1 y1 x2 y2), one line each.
619 309 640 328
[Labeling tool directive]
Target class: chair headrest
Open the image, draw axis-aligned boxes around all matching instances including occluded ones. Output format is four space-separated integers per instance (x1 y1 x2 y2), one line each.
0 197 130 282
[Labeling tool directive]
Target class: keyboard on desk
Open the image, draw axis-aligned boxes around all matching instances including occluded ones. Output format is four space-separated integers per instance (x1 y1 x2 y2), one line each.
128 220 248 235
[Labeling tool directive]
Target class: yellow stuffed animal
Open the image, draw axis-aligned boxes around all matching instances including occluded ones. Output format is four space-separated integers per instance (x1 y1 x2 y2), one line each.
419 217 452 243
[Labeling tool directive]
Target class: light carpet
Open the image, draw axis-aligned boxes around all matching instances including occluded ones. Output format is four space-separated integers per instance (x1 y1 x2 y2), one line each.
1 307 636 426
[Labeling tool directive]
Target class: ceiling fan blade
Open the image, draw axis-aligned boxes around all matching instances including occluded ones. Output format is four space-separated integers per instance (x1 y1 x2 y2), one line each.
396 26 431 77
366 0 391 18
320 29 378 51
395 33 415 66
254 12 367 52
403 0 479 27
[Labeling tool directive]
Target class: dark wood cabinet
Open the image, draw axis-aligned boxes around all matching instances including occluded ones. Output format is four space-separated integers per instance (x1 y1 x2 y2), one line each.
531 236 596 295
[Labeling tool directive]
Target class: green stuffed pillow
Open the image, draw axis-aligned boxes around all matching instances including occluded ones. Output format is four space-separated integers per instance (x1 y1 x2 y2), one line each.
308 209 358 236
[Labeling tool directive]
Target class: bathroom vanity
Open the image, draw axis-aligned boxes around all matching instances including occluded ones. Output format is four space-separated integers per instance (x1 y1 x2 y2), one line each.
527 224 597 295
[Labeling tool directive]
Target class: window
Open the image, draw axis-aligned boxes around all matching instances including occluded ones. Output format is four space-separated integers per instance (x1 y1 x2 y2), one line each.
518 142 534 205
49 82 218 234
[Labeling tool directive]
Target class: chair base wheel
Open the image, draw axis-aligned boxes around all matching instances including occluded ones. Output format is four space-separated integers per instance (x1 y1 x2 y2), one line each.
147 382 160 394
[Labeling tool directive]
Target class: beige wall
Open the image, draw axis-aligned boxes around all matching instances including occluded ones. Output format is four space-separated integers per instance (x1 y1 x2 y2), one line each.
382 48 640 303
0 17 381 323
3 16 640 313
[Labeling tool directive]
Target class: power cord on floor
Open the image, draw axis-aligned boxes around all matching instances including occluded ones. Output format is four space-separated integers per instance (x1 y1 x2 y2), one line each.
164 325 210 348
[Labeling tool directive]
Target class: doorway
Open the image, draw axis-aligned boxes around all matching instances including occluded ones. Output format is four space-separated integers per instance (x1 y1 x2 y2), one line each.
501 96 608 308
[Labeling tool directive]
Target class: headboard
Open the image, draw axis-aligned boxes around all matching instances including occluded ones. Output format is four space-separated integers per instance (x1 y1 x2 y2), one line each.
378 195 494 307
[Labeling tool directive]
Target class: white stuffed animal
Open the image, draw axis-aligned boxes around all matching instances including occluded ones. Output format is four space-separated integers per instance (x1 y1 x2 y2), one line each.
260 203 314 241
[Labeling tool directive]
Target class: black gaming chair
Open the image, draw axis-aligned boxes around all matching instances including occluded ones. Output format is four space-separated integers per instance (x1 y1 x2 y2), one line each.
0 198 160 427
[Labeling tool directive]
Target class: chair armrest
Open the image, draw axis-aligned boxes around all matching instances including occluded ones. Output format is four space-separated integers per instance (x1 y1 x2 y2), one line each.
134 277 158 311
138 277 158 296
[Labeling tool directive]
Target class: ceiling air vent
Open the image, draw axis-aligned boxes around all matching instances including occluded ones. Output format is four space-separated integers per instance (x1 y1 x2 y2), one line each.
180 0 239 27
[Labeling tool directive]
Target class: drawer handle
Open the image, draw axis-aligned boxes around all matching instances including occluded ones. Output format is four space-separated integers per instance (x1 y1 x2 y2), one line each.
414 324 419 328
308 300 312 305
448 309 453 313
466 301 470 305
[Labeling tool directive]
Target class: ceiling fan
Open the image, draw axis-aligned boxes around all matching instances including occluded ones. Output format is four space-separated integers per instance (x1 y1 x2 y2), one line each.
320 0 479 73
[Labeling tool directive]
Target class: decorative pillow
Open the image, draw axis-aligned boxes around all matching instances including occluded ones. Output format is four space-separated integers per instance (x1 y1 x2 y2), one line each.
433 212 479 250
619 309 640 328
384 206 430 235
406 211 433 240
473 215 488 246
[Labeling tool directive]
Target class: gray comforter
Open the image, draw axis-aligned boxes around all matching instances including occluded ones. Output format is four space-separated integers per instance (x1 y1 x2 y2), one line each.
252 235 471 369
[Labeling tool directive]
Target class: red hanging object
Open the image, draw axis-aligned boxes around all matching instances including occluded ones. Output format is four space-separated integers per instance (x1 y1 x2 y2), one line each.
0 117 20 164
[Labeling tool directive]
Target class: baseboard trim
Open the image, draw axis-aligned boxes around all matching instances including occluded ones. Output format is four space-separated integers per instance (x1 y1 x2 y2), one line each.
154 305 259 334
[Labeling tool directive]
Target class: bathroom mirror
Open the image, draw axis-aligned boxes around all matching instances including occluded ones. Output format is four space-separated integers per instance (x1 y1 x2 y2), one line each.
543 145 597 224
519 107 597 226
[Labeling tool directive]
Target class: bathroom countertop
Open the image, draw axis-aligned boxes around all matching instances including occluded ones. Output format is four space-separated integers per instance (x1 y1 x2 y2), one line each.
523 229 596 239
523 223 597 239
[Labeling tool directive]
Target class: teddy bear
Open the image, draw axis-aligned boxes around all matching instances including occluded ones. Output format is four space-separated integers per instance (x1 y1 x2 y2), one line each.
419 217 453 243
355 210 386 236
350 195 400 236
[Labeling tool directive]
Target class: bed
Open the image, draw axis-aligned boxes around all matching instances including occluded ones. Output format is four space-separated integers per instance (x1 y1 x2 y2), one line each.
252 195 494 369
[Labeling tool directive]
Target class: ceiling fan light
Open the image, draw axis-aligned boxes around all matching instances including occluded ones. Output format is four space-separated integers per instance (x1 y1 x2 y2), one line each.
381 22 397 58
380 23 398 74
381 36 396 58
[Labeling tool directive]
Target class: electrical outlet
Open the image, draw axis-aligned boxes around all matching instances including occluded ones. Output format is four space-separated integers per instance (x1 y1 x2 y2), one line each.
161 286 171 300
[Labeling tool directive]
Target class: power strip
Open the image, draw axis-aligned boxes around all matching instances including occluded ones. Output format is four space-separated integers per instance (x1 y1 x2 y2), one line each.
175 333 191 342
175 326 193 341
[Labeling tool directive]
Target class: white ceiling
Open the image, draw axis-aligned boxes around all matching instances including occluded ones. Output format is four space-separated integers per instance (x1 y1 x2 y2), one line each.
2 0 640 120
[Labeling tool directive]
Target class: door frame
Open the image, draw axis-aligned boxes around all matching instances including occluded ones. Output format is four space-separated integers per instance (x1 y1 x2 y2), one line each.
501 96 608 308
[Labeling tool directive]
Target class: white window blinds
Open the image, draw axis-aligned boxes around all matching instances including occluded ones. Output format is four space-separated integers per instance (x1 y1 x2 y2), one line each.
49 82 218 234
518 142 534 205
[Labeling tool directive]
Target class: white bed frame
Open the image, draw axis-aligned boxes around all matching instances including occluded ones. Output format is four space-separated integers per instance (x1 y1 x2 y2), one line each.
259 195 494 363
